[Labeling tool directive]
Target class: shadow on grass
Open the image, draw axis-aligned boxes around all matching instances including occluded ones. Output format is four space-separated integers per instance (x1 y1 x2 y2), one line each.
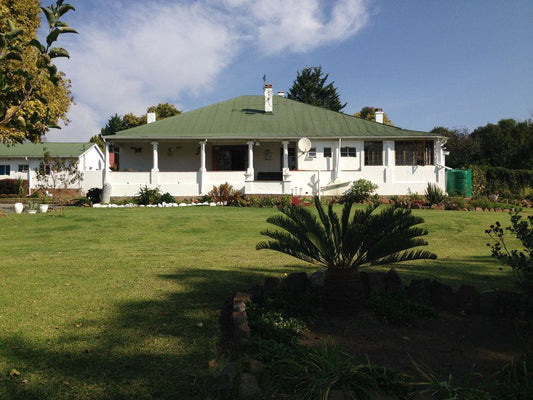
0 265 306 400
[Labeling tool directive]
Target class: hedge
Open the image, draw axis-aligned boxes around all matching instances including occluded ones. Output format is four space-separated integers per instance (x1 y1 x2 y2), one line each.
0 178 27 195
470 165 533 198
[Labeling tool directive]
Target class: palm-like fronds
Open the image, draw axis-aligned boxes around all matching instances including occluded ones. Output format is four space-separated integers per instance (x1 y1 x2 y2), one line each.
257 197 437 270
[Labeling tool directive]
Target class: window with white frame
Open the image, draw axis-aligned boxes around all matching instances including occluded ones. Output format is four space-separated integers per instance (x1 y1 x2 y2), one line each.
341 147 356 157
18 164 29 173
308 147 316 158
323 147 332 158
0 165 10 175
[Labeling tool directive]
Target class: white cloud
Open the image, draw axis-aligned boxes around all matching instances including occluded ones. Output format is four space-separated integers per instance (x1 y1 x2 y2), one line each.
55 0 369 141
43 102 101 143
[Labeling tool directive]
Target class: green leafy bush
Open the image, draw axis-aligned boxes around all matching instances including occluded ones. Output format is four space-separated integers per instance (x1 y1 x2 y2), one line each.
247 306 307 344
442 196 467 210
365 291 437 327
160 192 175 203
136 186 161 205
0 178 27 195
486 211 533 296
343 179 378 203
425 183 446 205
471 165 533 199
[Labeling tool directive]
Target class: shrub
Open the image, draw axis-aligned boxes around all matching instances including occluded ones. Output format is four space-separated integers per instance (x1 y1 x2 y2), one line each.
86 187 102 204
442 196 467 210
471 165 533 199
486 211 533 297
136 185 161 205
425 183 446 205
208 182 242 206
160 192 175 203
257 196 436 272
365 291 437 327
342 179 378 203
0 178 27 195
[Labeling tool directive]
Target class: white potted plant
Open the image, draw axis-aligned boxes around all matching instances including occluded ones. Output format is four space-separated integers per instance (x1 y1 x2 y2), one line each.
38 196 49 213
13 202 24 214
27 201 37 214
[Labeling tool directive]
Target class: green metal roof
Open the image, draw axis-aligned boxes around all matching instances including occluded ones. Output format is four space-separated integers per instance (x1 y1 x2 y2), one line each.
111 96 439 140
0 142 94 158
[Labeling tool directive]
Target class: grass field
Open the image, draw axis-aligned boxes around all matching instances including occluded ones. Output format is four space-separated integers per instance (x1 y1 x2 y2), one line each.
0 206 528 399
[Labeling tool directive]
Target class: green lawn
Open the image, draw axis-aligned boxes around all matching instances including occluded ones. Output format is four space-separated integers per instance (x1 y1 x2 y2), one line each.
0 206 527 399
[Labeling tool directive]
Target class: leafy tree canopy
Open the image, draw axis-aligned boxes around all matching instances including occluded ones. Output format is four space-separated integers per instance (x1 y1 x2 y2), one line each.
287 66 346 112
0 0 76 144
101 103 181 136
354 106 393 126
432 119 533 169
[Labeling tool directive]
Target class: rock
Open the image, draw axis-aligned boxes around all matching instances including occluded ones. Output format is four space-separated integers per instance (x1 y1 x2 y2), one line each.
480 290 499 315
475 207 483 212
281 272 308 293
411 203 422 209
498 290 522 317
308 270 326 288
232 311 251 340
456 284 480 313
264 277 281 296
233 301 246 312
407 279 432 304
495 207 502 212
217 363 237 394
430 280 454 308
366 271 386 293
430 204 440 210
249 359 265 375
384 268 403 292
234 292 252 305
327 389 346 400
238 373 260 400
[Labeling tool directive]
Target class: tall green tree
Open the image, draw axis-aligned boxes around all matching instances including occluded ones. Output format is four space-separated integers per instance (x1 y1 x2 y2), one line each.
432 119 533 169
287 66 346 112
430 126 479 169
354 106 393 125
101 103 181 135
0 0 76 144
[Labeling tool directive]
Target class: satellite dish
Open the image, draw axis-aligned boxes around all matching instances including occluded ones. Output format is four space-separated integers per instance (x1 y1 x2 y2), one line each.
298 137 312 152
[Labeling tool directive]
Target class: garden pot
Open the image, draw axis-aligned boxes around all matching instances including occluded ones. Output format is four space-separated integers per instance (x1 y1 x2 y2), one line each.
27 209 37 214
13 202 24 214
38 204 49 213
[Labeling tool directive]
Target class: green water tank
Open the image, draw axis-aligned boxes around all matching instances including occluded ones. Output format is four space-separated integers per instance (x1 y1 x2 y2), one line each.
446 169 472 197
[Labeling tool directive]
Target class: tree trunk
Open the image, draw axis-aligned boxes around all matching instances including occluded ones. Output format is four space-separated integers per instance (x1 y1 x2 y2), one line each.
324 269 368 315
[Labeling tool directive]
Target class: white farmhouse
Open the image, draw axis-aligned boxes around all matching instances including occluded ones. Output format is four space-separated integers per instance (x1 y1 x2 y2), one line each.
103 86 446 198
0 142 104 192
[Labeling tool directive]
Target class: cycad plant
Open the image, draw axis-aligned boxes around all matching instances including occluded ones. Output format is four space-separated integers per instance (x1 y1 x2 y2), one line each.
257 197 436 310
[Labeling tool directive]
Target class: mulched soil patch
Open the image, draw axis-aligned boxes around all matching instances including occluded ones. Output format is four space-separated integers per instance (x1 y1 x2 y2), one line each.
302 309 522 379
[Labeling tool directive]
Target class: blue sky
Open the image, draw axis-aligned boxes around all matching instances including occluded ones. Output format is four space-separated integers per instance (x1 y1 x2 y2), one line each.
45 0 533 142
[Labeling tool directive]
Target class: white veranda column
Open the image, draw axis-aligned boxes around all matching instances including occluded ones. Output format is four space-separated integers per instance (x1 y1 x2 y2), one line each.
246 141 254 180
103 142 110 183
199 140 207 195
335 138 342 181
151 141 159 185
199 140 206 172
